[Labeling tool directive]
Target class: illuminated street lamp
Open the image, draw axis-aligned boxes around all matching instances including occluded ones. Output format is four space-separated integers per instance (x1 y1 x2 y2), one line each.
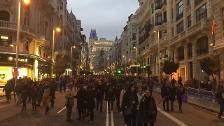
14 0 31 102
71 46 76 74
15 0 31 76
133 46 138 76
22 0 31 5
51 27 61 77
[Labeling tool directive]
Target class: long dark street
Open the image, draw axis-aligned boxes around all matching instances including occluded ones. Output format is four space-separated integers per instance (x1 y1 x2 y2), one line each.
0 91 223 126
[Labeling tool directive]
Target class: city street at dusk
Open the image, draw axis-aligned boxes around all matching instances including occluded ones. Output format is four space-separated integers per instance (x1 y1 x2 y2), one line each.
0 0 224 126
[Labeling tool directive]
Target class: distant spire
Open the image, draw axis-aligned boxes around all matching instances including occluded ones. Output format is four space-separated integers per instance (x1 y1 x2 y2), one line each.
89 29 98 41
115 36 118 41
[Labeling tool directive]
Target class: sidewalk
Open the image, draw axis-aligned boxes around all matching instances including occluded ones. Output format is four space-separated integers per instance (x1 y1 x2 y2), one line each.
153 86 220 113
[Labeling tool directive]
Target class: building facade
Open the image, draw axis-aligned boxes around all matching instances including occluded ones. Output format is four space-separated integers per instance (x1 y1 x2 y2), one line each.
117 0 224 83
0 0 83 86
89 30 113 74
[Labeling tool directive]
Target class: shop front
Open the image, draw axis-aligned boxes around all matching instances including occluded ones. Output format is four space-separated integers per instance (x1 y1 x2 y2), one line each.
0 52 46 87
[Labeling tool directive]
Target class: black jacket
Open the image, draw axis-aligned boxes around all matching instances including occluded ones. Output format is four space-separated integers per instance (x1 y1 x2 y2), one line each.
139 95 157 123
122 91 138 113
161 85 170 99
86 89 96 109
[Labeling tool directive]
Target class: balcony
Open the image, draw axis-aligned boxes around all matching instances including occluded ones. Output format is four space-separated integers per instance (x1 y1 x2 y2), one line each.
0 20 36 37
170 19 210 45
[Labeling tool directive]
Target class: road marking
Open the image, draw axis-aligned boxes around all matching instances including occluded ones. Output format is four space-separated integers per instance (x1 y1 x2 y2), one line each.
106 102 109 126
157 107 189 126
57 106 66 114
111 110 114 126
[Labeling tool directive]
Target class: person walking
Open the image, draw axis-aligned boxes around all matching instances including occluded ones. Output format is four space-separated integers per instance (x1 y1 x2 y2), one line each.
106 83 115 113
95 81 104 112
139 88 157 126
43 85 51 115
169 79 176 111
86 85 96 122
122 85 138 126
161 80 170 112
216 85 224 119
65 84 75 122
3 79 14 103
21 84 29 112
31 83 38 111
177 78 185 113
136 86 144 126
76 85 85 120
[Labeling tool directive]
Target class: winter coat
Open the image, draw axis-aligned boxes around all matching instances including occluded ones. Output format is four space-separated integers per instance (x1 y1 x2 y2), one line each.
169 86 177 101
139 95 157 123
122 91 138 116
96 85 104 100
65 88 75 107
105 85 115 101
177 86 185 100
86 89 96 109
76 88 86 109
161 85 170 99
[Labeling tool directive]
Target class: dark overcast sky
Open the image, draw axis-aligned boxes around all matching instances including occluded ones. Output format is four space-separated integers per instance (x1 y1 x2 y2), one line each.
67 0 139 41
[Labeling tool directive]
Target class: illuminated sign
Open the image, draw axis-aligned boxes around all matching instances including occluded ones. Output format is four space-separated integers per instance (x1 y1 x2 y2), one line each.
1 36 9 40
8 57 28 63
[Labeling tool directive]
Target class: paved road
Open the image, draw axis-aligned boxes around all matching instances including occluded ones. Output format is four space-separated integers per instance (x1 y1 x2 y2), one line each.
0 92 223 126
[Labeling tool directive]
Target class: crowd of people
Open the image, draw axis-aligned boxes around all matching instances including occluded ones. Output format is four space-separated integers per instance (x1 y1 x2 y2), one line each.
2 75 224 126
64 76 157 126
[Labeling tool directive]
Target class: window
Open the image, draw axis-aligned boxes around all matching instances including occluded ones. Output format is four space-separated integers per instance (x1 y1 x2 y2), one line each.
159 31 162 39
176 21 184 34
0 11 10 21
163 11 167 22
187 43 192 58
177 46 184 61
187 15 191 27
151 4 154 14
172 27 174 37
195 0 203 6
187 0 192 6
155 13 162 25
176 0 184 20
196 36 208 55
132 33 137 41
155 0 162 10
196 4 207 22
189 62 193 80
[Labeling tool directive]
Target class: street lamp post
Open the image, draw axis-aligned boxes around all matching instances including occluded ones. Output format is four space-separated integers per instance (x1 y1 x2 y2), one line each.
70 46 76 75
14 0 31 102
51 27 61 77
154 30 160 83
122 55 126 74
133 46 138 76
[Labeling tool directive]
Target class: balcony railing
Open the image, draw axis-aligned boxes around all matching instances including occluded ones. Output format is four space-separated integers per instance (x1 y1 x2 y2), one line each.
0 20 35 37
171 19 210 45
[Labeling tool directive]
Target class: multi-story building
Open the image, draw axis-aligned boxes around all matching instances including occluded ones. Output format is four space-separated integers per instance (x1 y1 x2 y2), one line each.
117 0 224 82
89 30 113 73
120 14 138 71
0 0 83 86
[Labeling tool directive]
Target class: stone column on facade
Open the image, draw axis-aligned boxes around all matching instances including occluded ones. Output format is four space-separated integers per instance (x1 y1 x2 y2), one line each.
191 0 196 25
220 54 224 82
184 43 189 81
192 41 199 80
